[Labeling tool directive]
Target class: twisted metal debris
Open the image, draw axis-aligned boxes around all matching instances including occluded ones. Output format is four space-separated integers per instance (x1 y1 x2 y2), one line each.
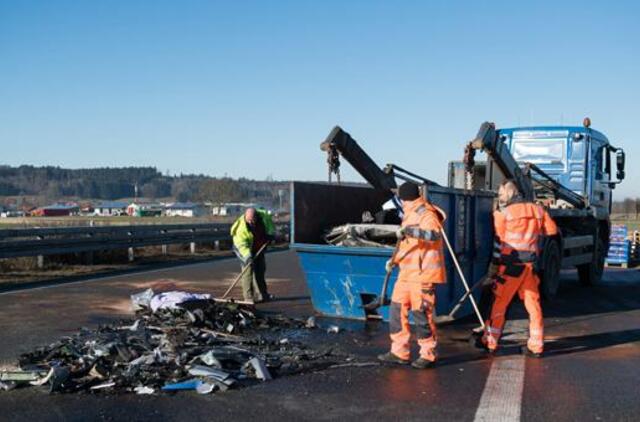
3 292 352 395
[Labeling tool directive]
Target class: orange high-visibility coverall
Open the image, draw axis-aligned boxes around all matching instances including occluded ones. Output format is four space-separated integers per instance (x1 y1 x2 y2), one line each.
389 198 447 362
483 200 558 354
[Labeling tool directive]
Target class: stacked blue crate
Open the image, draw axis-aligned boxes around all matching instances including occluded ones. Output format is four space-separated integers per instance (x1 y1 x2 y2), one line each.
606 224 630 266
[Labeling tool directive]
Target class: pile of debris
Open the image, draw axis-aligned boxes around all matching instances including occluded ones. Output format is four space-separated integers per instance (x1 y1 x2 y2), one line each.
0 289 354 395
325 223 399 247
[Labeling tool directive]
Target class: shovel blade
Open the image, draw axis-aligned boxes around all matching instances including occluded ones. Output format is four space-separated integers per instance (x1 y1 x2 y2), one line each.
362 301 381 311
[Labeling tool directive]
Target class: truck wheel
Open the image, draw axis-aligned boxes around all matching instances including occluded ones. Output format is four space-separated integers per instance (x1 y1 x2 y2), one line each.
578 237 605 286
540 240 561 300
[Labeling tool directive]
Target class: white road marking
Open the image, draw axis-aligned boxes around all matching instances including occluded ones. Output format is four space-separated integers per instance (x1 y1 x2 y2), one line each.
0 250 288 295
474 356 526 422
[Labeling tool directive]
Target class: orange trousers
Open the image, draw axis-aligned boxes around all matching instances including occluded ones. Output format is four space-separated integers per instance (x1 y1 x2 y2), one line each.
389 281 437 361
482 264 544 353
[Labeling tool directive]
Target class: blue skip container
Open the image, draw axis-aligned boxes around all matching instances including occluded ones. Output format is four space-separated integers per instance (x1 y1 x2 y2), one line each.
290 181 494 321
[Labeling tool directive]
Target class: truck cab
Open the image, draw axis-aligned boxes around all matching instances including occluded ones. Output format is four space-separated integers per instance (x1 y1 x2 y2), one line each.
492 124 625 218
452 120 626 298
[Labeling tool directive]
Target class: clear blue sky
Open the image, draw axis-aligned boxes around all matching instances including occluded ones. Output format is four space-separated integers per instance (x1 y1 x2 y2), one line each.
2 1 639 197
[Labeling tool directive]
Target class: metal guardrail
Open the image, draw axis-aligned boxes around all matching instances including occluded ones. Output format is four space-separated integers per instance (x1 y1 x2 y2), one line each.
0 223 254 259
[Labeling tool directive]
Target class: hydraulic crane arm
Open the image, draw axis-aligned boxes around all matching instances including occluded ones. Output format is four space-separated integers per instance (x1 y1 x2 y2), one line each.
468 122 535 200
467 122 586 208
525 163 585 208
320 126 398 192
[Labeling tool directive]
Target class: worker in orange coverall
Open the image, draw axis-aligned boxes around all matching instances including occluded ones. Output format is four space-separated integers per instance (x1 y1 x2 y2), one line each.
479 180 558 357
377 182 447 369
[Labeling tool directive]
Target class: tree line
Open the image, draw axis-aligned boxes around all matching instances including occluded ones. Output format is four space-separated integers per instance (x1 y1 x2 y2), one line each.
0 165 289 208
612 198 640 218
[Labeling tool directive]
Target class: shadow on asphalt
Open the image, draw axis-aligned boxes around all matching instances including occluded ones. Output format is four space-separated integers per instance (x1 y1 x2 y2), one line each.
543 279 640 319
544 328 640 357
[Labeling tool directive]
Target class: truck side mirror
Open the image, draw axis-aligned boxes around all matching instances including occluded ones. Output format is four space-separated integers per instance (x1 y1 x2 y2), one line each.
616 150 625 181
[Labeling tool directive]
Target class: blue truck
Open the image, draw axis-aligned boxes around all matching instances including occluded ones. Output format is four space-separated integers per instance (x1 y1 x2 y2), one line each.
291 119 626 321
461 119 626 298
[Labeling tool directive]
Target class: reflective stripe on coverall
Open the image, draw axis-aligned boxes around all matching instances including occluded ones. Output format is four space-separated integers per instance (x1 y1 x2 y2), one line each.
389 198 447 362
483 201 558 354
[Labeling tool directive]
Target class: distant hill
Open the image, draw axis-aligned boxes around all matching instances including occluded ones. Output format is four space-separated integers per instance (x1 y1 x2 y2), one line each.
0 165 289 208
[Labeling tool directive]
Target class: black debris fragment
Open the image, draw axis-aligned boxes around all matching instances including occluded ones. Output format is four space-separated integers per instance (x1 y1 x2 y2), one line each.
6 291 356 395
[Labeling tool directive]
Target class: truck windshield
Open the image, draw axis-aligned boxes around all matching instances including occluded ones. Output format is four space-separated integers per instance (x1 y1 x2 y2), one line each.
511 138 566 164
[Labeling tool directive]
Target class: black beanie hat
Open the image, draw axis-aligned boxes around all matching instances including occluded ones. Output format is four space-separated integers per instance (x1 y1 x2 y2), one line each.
398 182 420 201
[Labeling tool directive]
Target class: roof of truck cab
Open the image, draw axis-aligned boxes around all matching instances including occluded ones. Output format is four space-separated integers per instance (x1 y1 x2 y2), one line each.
497 126 609 142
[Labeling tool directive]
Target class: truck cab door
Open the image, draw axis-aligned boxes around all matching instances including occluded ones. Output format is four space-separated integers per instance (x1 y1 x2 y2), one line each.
590 141 611 214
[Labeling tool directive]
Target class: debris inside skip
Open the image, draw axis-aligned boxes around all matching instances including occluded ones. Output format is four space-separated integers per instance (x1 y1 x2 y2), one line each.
1 289 358 395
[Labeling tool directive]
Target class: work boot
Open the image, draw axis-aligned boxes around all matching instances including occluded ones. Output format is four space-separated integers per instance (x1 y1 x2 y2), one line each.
377 352 410 365
255 294 276 304
470 335 496 355
411 358 435 369
520 346 543 358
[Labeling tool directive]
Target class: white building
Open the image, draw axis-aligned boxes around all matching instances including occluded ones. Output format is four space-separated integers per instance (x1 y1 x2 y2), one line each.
127 202 163 217
164 202 208 218
93 201 128 217
211 202 260 217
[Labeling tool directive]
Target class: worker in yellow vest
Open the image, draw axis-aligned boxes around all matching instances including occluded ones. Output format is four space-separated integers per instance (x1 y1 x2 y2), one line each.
230 207 276 303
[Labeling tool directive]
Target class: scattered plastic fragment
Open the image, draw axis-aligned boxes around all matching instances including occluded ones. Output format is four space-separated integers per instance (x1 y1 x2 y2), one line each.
0 381 17 391
120 319 141 331
306 316 316 329
196 382 216 395
188 365 231 382
0 370 45 383
327 325 340 334
246 358 272 381
194 351 222 368
130 288 155 311
134 386 155 395
90 382 116 390
29 367 55 386
162 380 202 391
49 365 71 393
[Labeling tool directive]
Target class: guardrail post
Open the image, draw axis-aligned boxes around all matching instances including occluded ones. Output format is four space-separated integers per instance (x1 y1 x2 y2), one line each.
162 245 168 255
83 251 94 265
190 242 196 255
37 255 44 269
128 247 135 262
214 240 220 251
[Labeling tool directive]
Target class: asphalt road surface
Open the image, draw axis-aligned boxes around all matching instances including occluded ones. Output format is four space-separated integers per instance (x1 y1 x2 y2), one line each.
1 250 639 421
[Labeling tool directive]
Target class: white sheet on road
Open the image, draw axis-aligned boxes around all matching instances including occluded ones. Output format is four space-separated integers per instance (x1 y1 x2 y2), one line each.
149 291 211 312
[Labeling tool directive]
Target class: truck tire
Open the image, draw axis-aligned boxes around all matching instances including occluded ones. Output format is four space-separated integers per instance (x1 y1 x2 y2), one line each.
539 240 561 300
578 237 605 286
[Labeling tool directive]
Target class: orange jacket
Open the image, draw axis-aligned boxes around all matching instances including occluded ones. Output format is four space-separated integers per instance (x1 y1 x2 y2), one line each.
493 200 558 265
393 198 447 284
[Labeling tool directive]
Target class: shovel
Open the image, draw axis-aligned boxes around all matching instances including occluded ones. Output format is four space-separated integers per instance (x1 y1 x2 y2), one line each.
435 275 492 324
362 238 402 312
436 222 486 329
221 243 269 299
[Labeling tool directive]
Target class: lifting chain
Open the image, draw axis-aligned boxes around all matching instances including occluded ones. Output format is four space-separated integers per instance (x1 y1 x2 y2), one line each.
463 142 476 190
327 143 341 184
